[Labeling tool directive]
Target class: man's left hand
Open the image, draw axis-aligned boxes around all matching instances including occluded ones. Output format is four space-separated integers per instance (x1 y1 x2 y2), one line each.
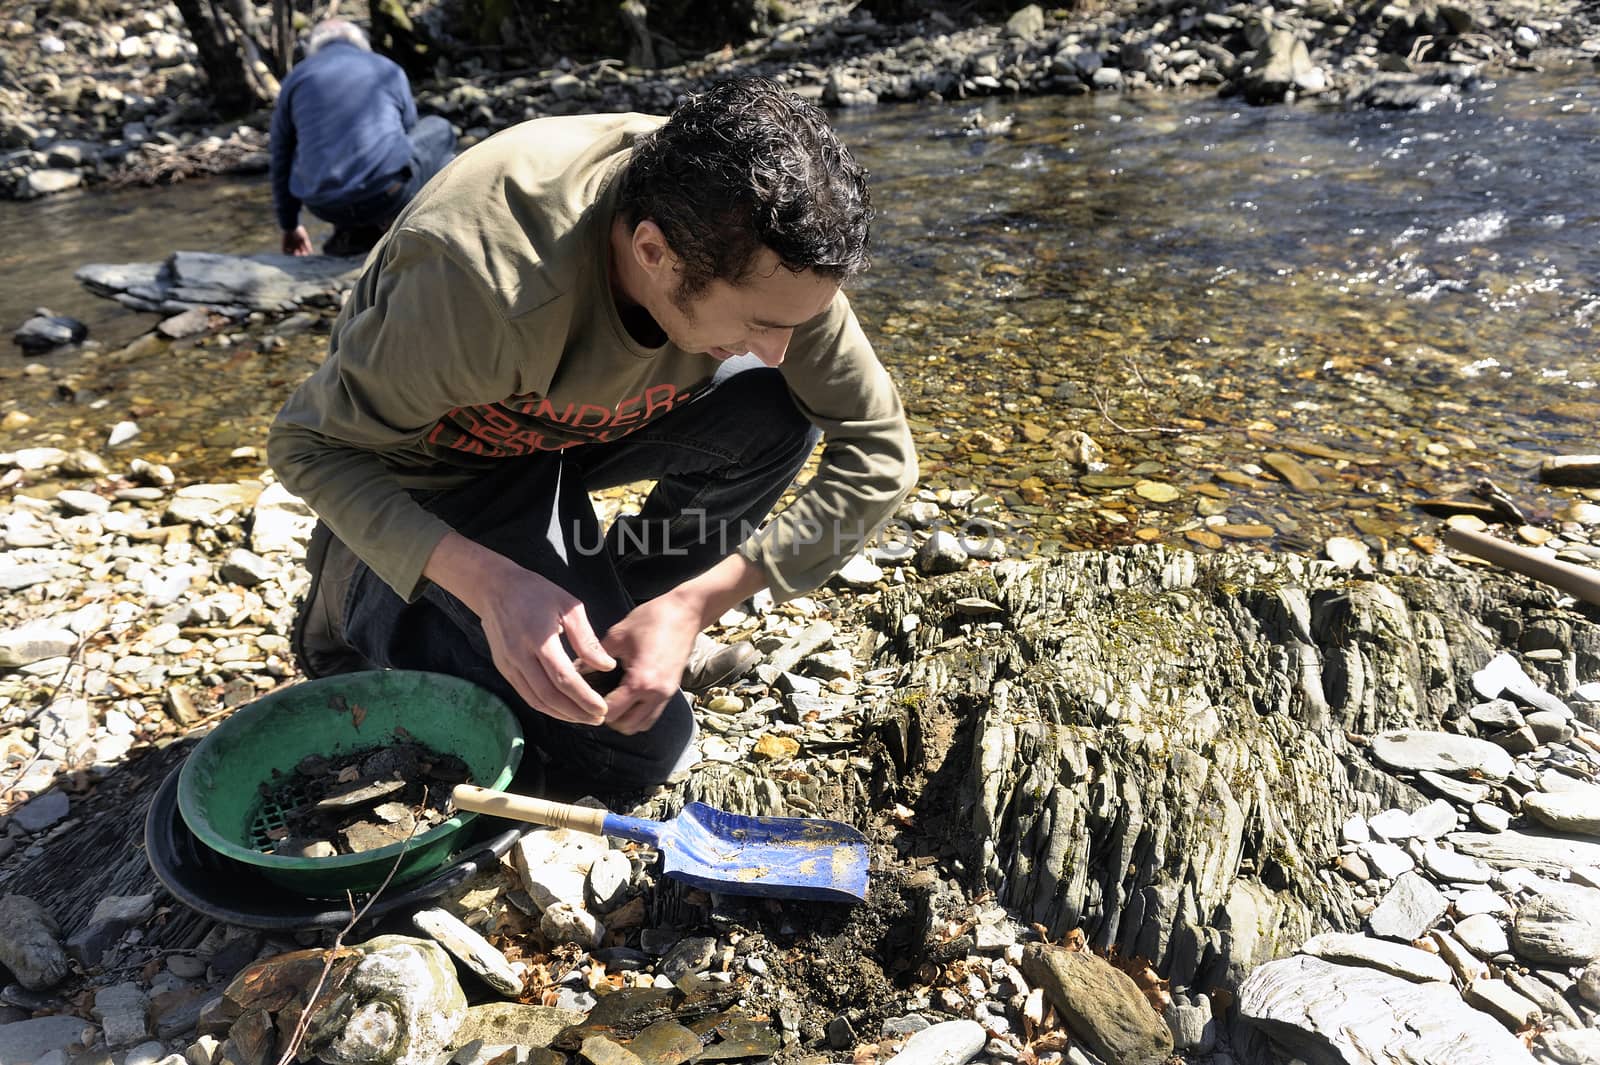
598 592 701 734
282 225 313 256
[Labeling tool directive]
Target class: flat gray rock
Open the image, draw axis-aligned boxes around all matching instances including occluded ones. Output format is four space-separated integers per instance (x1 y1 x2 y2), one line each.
1463 978 1542 1030
0 895 69 990
412 908 521 997
885 1019 987 1065
11 790 70 833
1448 830 1600 875
0 1015 95 1065
77 250 361 314
1539 1027 1600 1065
1522 788 1600 837
1419 844 1494 884
1370 730 1514 782
1419 770 1492 804
1511 887 1600 966
1237 954 1536 1065
1367 872 1448 942
1471 652 1573 718
1455 913 1510 958
1299 933 1451 983
0 625 78 669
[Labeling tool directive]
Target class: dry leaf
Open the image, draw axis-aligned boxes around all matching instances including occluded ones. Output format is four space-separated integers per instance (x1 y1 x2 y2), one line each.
752 734 800 760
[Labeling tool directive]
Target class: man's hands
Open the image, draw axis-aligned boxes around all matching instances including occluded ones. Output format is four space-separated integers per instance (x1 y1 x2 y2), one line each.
598 592 702 734
282 225 313 256
425 532 615 726
425 532 768 735
600 552 769 735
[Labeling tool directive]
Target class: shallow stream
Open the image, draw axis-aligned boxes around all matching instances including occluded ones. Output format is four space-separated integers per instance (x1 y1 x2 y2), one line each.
3 71 1597 556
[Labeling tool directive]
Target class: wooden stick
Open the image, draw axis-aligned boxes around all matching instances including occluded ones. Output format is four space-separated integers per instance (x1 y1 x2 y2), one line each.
1441 526 1600 606
452 785 609 835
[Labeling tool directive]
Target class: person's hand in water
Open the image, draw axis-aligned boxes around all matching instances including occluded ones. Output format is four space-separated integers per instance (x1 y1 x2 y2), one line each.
282 225 313 256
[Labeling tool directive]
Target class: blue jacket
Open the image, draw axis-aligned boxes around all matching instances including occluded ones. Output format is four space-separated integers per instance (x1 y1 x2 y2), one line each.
269 42 416 232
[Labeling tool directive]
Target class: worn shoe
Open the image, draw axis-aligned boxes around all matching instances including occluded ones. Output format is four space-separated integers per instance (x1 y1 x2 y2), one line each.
290 522 375 679
681 633 760 692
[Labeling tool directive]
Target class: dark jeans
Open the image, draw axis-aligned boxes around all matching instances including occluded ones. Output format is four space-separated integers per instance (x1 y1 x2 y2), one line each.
307 115 456 231
341 357 820 794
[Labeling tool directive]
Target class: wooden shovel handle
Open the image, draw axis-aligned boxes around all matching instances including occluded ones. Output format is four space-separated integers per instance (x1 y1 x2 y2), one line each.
1441 526 1600 607
451 784 609 835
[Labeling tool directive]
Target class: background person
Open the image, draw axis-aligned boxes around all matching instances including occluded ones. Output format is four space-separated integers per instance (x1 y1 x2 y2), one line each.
269 19 456 258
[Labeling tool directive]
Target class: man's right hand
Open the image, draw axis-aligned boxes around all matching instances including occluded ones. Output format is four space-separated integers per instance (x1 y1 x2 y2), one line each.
423 532 616 725
282 225 313 256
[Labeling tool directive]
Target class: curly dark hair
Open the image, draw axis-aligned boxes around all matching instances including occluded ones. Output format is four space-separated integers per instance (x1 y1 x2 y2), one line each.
618 76 873 305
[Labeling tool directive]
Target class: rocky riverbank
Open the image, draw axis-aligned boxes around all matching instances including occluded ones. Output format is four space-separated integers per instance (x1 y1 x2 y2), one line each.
2 428 1600 1062
4 0 1600 200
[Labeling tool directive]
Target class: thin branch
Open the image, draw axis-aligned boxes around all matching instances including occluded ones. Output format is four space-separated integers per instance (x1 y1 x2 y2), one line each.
1090 388 1188 437
0 627 101 811
274 787 430 1065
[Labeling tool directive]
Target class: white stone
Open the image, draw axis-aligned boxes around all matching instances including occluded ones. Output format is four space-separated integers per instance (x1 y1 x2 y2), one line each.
1299 933 1451 983
1453 890 1509 917
107 420 140 447
1454 913 1510 958
1419 844 1494 884
0 625 79 668
1522 788 1600 837
1362 841 1415 879
1471 652 1572 718
835 553 884 587
885 1019 988 1065
1407 800 1458 841
1369 808 1415 841
1464 978 1542 1030
539 903 603 949
585 849 632 912
512 825 608 911
1237 955 1535 1064
249 482 317 555
1368 873 1448 942
55 489 109 516
1342 812 1371 845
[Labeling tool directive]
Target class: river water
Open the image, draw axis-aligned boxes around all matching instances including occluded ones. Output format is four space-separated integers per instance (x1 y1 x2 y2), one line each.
2 71 1597 557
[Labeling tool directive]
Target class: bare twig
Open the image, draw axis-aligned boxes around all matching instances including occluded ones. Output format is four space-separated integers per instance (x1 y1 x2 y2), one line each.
1121 356 1153 398
274 787 429 1065
0 628 102 811
1090 388 1187 437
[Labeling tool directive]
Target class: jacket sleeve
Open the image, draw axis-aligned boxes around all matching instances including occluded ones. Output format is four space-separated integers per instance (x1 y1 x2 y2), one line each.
268 85 300 232
266 231 520 600
738 293 918 600
394 62 418 132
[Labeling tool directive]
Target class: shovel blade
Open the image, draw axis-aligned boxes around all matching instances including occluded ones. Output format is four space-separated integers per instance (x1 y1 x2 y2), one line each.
653 802 869 903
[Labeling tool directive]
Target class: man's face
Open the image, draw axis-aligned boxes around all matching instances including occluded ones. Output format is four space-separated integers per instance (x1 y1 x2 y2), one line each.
657 249 839 368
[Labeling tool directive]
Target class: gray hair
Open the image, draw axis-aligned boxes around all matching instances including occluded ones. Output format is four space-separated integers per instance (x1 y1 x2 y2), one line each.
306 19 370 56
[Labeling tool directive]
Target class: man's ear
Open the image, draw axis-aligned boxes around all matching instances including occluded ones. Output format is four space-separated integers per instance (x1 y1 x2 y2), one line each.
630 219 678 280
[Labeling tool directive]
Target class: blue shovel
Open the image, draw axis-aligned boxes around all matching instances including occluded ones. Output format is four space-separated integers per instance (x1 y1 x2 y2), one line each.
452 784 869 903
